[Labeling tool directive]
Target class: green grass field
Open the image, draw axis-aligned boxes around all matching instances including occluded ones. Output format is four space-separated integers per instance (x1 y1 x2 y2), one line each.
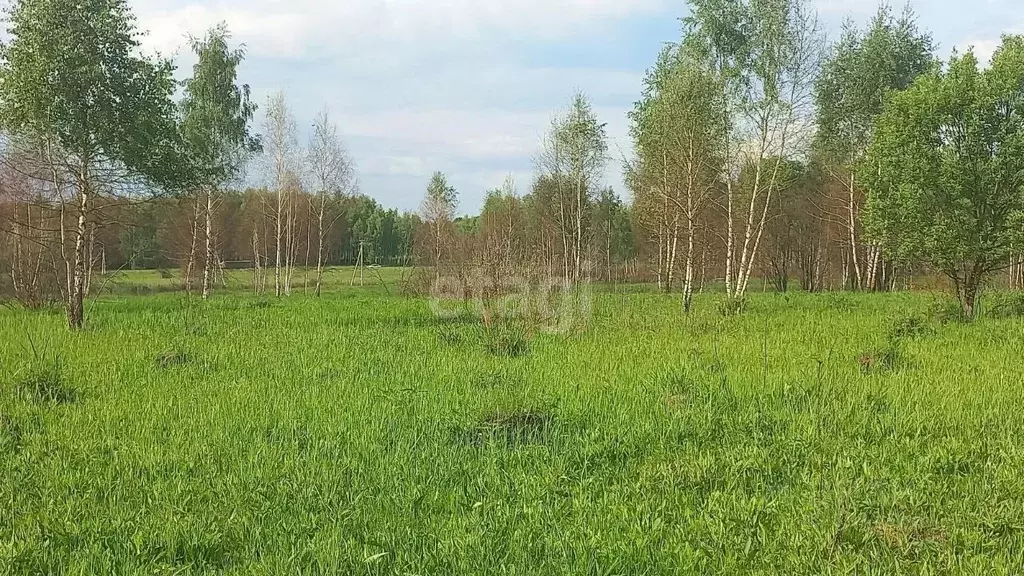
2 280 1024 574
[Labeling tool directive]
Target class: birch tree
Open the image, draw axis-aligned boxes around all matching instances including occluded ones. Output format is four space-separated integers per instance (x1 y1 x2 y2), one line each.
180 23 260 300
538 92 607 286
421 171 458 280
684 0 825 306
630 45 725 311
0 0 186 329
480 175 527 287
307 109 356 296
814 5 934 291
262 92 298 297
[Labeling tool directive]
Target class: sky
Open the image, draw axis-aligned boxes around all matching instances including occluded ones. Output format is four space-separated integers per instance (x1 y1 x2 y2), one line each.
129 0 1024 214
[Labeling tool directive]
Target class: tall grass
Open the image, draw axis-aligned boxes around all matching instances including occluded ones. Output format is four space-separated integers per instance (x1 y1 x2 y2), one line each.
1 288 1023 573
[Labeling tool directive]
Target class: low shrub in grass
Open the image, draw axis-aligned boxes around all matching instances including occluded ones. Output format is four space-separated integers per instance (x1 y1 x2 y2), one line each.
988 292 1024 319
482 321 530 358
927 298 968 325
717 297 748 317
824 292 856 312
859 342 906 375
455 408 556 448
13 356 75 404
155 349 193 369
888 314 934 341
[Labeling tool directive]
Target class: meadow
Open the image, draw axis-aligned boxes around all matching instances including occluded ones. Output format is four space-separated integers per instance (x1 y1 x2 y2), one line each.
2 272 1024 574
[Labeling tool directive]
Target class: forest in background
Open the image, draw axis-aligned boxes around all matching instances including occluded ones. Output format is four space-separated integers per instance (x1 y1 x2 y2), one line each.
2 0 1024 326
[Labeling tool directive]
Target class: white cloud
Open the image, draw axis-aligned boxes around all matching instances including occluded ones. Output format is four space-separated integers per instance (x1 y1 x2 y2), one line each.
133 0 671 57
957 38 1001 66
342 104 624 172
126 0 670 210
813 0 876 16
385 156 428 176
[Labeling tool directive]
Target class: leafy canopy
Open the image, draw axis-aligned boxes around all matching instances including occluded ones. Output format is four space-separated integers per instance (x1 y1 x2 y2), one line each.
862 36 1024 292
629 44 726 193
0 0 186 188
814 4 935 165
683 0 813 107
180 23 261 189
550 92 608 186
423 171 458 222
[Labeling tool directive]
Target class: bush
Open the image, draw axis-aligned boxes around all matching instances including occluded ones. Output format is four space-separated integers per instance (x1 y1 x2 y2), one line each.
888 314 933 341
483 321 530 358
988 292 1024 319
927 299 968 325
823 293 856 313
155 349 192 369
455 408 556 448
14 357 76 404
718 297 748 317
859 343 906 375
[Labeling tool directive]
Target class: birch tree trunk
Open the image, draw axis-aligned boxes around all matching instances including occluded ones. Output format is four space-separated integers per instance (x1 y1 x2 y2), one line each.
285 194 294 295
667 214 680 292
84 221 96 296
303 201 311 293
184 197 201 294
315 195 327 296
68 168 90 330
275 185 283 296
252 228 261 295
657 197 666 291
202 187 214 299
848 173 862 291
725 177 735 298
683 215 695 313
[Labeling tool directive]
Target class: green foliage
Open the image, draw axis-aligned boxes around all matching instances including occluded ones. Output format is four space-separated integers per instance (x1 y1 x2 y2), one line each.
592 187 636 264
858 341 906 375
717 296 748 316
343 194 418 263
423 171 458 222
988 292 1024 319
927 298 971 325
814 5 935 165
539 92 608 285
862 36 1024 317
0 0 187 189
180 23 260 189
12 355 75 404
683 0 820 110
888 314 933 341
629 43 726 211
1 290 1024 572
551 92 608 185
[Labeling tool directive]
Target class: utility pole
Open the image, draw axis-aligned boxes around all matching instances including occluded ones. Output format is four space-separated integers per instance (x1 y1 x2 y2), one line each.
351 241 365 286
